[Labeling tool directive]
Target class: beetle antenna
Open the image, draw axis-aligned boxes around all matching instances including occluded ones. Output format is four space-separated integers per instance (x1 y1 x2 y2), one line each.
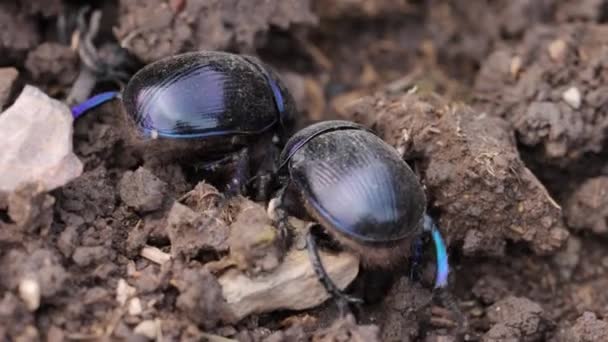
423 214 467 333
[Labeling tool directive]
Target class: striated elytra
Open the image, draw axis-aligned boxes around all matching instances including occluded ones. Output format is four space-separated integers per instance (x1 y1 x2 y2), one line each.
279 120 426 242
71 51 296 142
121 51 295 139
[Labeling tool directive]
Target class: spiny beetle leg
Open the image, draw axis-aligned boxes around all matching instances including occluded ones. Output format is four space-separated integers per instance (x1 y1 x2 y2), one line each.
306 226 363 314
423 214 466 332
71 91 120 119
423 213 449 289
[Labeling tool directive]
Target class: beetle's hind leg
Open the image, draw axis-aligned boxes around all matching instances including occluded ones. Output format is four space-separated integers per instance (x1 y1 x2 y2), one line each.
423 213 467 332
306 224 363 316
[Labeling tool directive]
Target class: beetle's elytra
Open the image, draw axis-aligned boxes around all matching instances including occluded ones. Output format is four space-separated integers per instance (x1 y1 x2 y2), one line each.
280 120 426 243
71 51 296 143
122 51 295 140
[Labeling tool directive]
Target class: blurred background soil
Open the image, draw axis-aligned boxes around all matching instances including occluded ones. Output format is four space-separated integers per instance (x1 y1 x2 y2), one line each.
2 0 608 341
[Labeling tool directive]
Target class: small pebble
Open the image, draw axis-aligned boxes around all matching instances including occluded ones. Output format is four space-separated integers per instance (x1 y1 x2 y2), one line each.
116 278 136 306
510 56 522 78
134 320 157 339
548 39 567 61
563 87 582 109
18 277 41 311
129 297 143 316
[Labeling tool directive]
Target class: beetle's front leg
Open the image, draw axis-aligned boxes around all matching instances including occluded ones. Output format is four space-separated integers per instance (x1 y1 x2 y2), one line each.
306 225 363 316
268 184 292 247
226 148 250 196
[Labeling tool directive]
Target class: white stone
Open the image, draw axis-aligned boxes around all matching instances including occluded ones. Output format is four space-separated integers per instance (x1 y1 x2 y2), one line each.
563 87 582 109
128 297 143 316
0 85 83 192
18 277 41 311
134 320 157 339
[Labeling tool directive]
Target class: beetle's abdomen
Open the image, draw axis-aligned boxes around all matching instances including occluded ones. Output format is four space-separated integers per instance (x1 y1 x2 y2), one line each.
122 52 280 139
290 129 426 242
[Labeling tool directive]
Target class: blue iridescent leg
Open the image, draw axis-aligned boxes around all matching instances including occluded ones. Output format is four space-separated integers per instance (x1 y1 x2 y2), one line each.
423 213 465 330
70 91 120 119
422 214 449 289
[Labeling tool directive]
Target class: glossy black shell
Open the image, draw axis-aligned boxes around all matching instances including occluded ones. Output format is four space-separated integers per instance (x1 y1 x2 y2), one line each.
122 51 296 139
281 120 426 242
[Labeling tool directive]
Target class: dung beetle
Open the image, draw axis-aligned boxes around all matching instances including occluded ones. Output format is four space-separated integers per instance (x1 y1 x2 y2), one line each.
270 120 455 316
71 51 297 198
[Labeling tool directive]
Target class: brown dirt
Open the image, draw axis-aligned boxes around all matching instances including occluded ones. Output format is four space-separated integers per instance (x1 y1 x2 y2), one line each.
2 0 608 341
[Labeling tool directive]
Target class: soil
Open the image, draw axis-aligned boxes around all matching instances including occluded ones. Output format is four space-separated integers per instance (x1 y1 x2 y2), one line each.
2 0 608 341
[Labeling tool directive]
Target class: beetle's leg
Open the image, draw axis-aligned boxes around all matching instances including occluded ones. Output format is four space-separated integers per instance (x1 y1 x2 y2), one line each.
269 184 292 247
192 153 239 175
422 214 449 289
306 225 363 315
226 148 250 196
71 91 121 119
423 213 466 331
409 233 425 282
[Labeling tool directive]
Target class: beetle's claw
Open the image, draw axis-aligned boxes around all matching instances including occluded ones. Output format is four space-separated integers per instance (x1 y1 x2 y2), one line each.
435 287 467 334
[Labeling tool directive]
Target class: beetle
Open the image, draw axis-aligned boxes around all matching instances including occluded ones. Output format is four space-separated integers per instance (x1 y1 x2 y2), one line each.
70 51 297 198
270 120 457 317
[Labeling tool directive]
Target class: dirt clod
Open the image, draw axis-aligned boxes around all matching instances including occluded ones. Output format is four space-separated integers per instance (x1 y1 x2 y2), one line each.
474 24 608 167
174 268 235 329
115 0 317 63
555 311 608 342
486 296 545 340
229 200 284 274
25 43 78 93
312 314 380 342
0 249 68 300
119 167 168 212
166 200 229 259
565 176 608 235
341 91 568 255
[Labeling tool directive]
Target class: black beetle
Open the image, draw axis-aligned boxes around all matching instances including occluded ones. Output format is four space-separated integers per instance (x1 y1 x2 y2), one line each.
270 120 453 313
71 51 297 197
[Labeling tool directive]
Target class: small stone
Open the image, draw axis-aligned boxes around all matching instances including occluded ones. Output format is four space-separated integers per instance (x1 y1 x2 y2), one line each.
134 320 157 339
116 279 136 306
548 39 567 61
72 246 109 267
563 87 582 109
510 56 522 78
18 278 40 311
128 297 143 316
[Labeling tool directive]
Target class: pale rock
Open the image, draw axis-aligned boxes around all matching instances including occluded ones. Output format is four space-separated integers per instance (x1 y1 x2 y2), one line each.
0 85 83 192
